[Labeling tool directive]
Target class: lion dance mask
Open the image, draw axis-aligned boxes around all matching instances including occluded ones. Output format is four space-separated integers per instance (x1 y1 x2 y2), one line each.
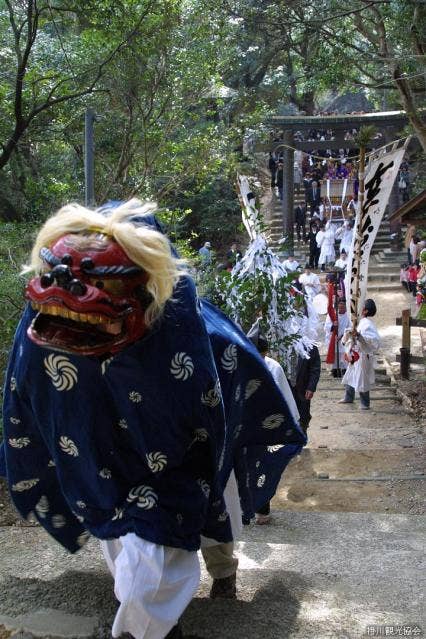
24 201 178 356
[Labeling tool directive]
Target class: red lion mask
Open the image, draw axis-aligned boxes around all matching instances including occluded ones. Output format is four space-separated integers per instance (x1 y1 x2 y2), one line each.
26 232 151 356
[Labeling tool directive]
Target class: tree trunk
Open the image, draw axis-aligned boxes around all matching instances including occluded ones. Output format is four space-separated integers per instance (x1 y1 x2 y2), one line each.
393 69 426 154
282 130 294 256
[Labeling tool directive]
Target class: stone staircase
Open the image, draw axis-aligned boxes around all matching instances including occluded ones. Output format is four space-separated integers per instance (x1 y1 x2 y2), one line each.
265 186 404 292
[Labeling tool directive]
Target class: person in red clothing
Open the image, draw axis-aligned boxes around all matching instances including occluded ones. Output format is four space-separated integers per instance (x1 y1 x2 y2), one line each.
408 261 420 297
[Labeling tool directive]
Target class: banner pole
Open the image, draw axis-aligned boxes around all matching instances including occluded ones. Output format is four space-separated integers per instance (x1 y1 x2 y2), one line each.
352 144 366 332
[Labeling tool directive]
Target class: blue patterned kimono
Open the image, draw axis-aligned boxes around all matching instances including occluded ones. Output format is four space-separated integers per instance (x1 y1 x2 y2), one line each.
1 225 306 554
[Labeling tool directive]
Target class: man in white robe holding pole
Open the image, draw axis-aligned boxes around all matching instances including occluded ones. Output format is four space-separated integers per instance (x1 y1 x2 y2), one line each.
339 131 409 411
338 299 380 409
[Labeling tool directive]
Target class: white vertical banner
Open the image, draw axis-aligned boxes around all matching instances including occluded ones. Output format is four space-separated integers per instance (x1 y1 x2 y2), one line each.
236 174 259 240
345 138 409 323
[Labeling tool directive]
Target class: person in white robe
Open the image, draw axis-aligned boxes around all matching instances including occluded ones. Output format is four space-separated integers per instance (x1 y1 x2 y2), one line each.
339 299 380 410
335 250 348 271
283 256 299 272
335 220 354 255
318 221 336 271
324 299 350 376
300 264 321 300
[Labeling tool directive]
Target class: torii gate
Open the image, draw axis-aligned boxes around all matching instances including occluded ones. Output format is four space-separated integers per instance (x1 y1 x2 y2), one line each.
261 110 410 254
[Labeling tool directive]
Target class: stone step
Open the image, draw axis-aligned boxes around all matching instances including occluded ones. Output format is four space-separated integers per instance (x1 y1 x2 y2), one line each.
368 273 400 282
369 261 403 270
0 513 424 639
376 250 407 261
367 282 404 292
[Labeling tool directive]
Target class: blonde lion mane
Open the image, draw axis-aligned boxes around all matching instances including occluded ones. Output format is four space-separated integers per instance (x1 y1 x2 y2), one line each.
24 199 185 326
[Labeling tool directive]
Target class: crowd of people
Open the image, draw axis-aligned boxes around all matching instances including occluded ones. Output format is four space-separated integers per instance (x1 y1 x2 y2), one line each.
401 224 426 312
269 135 413 208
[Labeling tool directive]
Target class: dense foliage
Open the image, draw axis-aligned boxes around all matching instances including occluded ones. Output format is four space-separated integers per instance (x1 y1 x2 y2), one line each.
1 0 423 222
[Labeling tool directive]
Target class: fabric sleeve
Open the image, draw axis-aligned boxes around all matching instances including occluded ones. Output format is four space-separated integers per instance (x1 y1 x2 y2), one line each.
306 346 321 393
357 324 380 354
3 375 86 553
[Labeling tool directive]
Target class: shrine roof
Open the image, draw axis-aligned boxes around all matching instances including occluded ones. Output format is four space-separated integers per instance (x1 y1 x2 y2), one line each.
267 110 408 129
389 189 426 225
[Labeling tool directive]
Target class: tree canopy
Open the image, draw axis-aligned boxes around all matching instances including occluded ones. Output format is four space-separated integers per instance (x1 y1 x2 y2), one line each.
0 0 424 221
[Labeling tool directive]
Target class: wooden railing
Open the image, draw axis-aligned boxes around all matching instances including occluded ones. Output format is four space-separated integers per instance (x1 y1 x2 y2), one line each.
396 308 426 378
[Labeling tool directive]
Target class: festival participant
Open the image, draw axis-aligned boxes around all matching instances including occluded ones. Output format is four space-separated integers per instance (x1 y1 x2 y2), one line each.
335 220 354 255
283 255 300 272
408 260 420 297
299 263 321 301
308 180 321 208
339 299 380 410
400 263 410 292
409 237 421 265
308 222 320 269
324 298 350 377
276 161 284 201
404 225 416 265
198 241 212 263
317 221 336 272
288 344 321 432
295 203 307 242
335 249 348 271
246 325 300 525
226 242 242 267
268 152 277 188
0 200 306 639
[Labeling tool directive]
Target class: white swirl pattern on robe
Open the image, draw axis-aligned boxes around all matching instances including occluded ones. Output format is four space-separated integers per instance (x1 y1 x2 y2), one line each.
257 474 266 487
262 414 284 429
99 468 112 479
8 437 30 449
146 451 168 473
59 436 79 457
221 344 238 372
170 352 194 380
267 444 284 453
52 514 66 528
127 485 158 509
245 379 261 399
35 495 49 518
197 479 210 498
101 357 114 375
201 379 221 407
12 478 39 492
44 355 78 391
76 530 91 547
194 428 208 441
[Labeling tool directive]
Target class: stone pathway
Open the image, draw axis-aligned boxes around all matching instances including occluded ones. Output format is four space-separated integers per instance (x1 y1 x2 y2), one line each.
0 187 424 638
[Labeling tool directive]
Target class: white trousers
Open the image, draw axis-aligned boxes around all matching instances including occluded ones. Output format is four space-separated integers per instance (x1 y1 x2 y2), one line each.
101 534 200 639
101 472 241 639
